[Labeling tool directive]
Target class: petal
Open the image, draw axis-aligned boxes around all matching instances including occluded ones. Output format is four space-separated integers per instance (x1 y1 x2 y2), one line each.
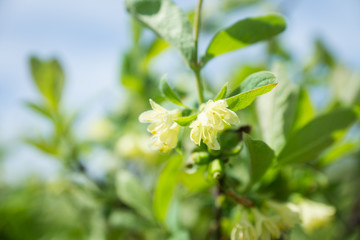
147 122 166 134
211 111 225 129
207 132 220 150
214 99 228 108
139 110 159 123
225 109 240 125
160 129 178 149
150 135 162 150
190 125 202 145
149 99 166 112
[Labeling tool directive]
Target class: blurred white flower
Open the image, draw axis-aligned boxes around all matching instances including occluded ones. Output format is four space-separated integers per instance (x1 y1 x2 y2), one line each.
190 99 239 150
89 118 114 141
231 214 257 240
252 208 281 240
139 99 181 152
115 133 153 158
266 200 300 230
297 199 335 232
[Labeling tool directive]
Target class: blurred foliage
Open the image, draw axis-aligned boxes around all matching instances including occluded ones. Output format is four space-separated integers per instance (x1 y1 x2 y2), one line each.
1 0 360 240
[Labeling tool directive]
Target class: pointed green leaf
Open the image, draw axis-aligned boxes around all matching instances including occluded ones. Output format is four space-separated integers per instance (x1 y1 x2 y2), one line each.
228 65 265 95
126 0 195 63
160 76 186 107
319 142 359 166
290 87 315 134
25 138 58 155
214 83 228 100
145 38 170 66
116 170 154 221
225 71 277 111
256 62 296 153
278 109 357 165
244 134 275 184
153 154 183 224
25 101 53 120
202 14 286 65
174 114 198 126
29 56 65 107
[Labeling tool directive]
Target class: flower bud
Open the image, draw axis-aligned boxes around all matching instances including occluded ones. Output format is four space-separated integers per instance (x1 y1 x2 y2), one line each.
191 151 210 165
208 159 224 180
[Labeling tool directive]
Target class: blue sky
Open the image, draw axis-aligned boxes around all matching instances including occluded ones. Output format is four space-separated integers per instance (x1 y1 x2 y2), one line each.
0 0 359 182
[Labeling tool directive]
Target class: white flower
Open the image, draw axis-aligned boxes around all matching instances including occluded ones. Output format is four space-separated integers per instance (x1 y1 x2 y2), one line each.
266 201 300 230
297 199 335 233
89 118 114 141
139 99 181 152
252 208 281 240
231 213 257 240
190 100 239 150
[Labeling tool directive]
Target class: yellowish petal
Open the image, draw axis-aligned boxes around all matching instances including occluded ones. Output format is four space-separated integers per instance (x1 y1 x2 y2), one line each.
190 124 202 145
225 109 240 125
139 110 159 123
149 99 166 112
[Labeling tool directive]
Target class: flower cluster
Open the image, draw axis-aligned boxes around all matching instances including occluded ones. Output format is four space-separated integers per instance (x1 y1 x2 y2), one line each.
231 213 257 240
231 201 300 240
139 99 239 152
139 99 181 153
297 199 335 233
190 100 240 150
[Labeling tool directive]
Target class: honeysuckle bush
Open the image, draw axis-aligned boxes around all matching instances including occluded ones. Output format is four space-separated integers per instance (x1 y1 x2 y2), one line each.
1 0 360 240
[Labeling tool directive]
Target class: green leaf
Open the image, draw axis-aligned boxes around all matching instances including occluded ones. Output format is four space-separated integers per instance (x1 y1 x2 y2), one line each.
29 56 65 108
25 138 58 155
126 0 195 63
228 65 265 95
214 83 228 100
153 154 183 225
145 38 170 66
256 62 296 153
160 76 186 107
25 101 53 120
174 114 198 126
330 64 360 106
225 71 277 111
278 109 357 165
290 87 315 134
202 14 286 65
319 142 359 166
168 231 190 240
108 210 152 231
244 134 275 184
116 170 154 221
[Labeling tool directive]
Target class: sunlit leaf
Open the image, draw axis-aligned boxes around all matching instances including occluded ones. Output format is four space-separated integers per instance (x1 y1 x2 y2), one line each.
256 62 295 153
228 65 265 95
319 142 359 166
214 82 228 100
145 38 170 66
226 71 277 111
330 64 360 106
202 14 286 65
160 76 186 107
290 87 315 134
25 101 53 120
25 138 58 155
29 56 65 108
278 109 357 165
126 0 196 63
174 114 198 126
